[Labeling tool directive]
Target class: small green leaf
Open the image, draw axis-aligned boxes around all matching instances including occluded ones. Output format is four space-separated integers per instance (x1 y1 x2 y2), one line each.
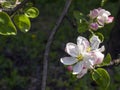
13 14 31 32
92 68 110 89
0 12 17 35
73 11 84 20
73 11 88 33
24 7 39 18
78 20 88 33
100 53 111 66
95 32 104 42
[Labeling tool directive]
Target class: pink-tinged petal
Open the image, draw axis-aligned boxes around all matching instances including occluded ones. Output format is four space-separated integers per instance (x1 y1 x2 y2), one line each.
90 23 99 30
66 43 79 57
67 65 73 71
60 57 78 65
77 67 88 78
89 9 99 19
93 51 104 65
106 16 114 23
73 62 84 75
77 36 90 53
97 16 105 26
99 9 111 16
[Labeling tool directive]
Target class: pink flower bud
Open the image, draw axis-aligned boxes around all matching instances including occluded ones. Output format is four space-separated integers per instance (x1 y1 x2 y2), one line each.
106 16 114 23
90 23 99 30
67 65 73 71
89 9 99 19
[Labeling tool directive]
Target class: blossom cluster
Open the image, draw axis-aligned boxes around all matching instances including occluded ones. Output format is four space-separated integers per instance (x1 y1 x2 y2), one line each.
60 8 114 79
60 35 104 78
0 0 21 10
89 8 114 30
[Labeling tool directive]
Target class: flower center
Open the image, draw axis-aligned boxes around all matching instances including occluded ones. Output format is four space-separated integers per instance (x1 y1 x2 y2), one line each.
77 54 83 61
87 47 91 52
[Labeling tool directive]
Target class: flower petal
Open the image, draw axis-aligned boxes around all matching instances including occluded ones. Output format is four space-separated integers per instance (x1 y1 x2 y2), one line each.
89 9 99 19
66 43 79 57
60 57 78 65
90 35 101 50
90 22 99 30
97 16 105 26
77 67 88 78
99 9 111 16
77 36 90 53
93 51 104 64
106 16 114 23
73 62 84 74
83 53 94 68
98 45 105 52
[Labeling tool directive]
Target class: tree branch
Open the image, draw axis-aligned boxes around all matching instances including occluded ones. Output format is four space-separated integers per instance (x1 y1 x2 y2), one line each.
41 0 72 90
96 58 120 68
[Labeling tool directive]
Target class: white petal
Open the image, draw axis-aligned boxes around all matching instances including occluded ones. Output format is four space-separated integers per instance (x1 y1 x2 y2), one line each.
98 46 105 52
77 36 90 53
66 43 79 57
77 68 88 78
73 62 83 74
90 35 101 50
83 54 94 68
93 51 104 64
60 57 78 65
104 11 111 16
97 16 105 26
99 9 106 15
99 9 111 16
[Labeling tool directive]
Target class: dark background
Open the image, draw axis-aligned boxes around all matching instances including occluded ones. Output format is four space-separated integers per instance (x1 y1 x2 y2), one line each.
0 0 120 90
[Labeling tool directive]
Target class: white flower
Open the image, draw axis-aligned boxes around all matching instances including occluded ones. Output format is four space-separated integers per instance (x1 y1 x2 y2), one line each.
88 8 113 30
90 35 105 65
60 35 104 78
97 9 111 26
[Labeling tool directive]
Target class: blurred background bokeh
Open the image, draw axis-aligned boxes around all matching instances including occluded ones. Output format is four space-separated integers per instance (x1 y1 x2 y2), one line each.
0 0 120 90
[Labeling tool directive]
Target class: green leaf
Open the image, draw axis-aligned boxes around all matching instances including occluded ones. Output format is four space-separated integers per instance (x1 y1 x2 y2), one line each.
73 11 84 20
24 7 39 18
95 32 104 42
13 14 31 32
73 11 88 33
92 68 110 89
100 53 111 66
77 20 88 33
0 12 17 35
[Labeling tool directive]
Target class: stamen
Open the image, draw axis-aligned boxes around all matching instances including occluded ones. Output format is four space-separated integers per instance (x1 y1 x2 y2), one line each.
87 47 91 52
77 54 83 61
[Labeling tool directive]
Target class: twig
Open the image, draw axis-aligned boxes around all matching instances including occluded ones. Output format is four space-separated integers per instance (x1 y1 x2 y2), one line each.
96 59 120 68
41 0 72 90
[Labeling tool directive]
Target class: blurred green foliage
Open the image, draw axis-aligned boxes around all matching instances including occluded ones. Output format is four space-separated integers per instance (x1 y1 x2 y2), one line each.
0 0 120 90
